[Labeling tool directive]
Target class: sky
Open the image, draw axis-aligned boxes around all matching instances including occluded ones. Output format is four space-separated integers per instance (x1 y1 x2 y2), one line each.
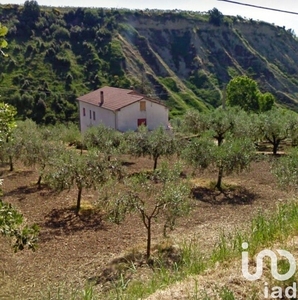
1 0 298 34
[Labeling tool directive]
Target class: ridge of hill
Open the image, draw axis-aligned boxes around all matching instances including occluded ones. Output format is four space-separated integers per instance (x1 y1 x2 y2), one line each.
1 4 298 123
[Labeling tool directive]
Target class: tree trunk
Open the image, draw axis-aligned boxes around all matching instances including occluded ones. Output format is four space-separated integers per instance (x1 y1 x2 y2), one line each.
37 164 46 189
37 175 42 189
273 141 279 156
153 156 158 170
6 136 13 171
76 187 82 215
216 165 223 190
9 155 13 171
146 217 152 261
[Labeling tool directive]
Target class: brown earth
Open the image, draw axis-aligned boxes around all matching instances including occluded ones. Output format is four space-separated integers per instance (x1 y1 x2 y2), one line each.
0 154 292 299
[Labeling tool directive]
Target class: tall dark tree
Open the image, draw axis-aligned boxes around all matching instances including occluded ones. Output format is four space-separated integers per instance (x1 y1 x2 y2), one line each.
22 0 40 23
208 8 224 26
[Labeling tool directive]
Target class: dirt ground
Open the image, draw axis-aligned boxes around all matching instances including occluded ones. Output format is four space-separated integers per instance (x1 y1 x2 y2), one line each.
0 154 292 299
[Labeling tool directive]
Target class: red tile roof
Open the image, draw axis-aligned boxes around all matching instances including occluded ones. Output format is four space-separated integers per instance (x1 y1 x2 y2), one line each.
77 86 151 111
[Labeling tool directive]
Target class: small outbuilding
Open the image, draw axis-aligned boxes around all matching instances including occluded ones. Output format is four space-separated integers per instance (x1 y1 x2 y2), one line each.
77 86 169 132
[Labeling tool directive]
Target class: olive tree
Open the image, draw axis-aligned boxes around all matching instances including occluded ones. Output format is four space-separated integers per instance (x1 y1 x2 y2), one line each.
182 135 214 174
287 111 298 146
45 149 120 214
83 124 123 160
179 109 206 136
232 110 263 149
183 135 255 190
204 108 235 146
18 121 65 188
51 122 82 146
101 163 191 261
2 119 38 172
181 108 256 189
259 108 290 155
208 109 258 189
272 148 298 190
125 126 177 170
4 127 24 171
181 107 246 144
0 103 17 170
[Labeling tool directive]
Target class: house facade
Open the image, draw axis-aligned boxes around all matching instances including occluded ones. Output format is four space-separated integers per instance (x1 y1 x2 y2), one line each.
77 86 169 132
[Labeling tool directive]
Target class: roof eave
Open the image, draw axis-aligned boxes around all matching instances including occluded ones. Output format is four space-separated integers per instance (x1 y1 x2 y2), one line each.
77 99 116 112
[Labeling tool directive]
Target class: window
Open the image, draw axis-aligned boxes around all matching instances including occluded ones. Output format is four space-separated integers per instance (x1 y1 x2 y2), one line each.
137 118 147 127
93 111 96 120
83 107 86 116
140 101 146 111
89 110 92 119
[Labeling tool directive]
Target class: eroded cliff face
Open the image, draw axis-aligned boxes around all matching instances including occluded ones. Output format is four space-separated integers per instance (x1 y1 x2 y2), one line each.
117 14 298 112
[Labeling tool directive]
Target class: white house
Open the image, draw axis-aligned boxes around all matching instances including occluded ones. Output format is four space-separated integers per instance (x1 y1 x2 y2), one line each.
77 86 169 132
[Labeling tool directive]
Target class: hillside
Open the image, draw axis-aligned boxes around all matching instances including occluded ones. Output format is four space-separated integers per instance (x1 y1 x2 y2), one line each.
1 3 298 123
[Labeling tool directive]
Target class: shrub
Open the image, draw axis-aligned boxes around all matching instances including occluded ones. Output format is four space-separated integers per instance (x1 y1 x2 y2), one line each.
53 27 70 40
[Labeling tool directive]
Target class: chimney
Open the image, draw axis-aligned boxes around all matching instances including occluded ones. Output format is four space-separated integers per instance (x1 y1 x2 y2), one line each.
99 91 104 106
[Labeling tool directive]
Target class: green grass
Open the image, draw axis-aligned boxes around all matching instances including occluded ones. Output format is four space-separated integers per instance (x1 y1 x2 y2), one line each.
159 77 180 93
106 239 206 300
38 285 98 300
189 282 260 300
211 200 298 263
104 199 298 299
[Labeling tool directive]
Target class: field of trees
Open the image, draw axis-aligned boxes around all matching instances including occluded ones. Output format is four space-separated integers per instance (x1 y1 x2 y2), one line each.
3 3 298 299
2 98 298 298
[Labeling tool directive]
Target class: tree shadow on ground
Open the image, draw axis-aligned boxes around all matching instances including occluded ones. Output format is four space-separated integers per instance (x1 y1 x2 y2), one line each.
43 207 106 236
1 169 34 178
192 186 257 205
121 161 135 167
4 182 53 199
